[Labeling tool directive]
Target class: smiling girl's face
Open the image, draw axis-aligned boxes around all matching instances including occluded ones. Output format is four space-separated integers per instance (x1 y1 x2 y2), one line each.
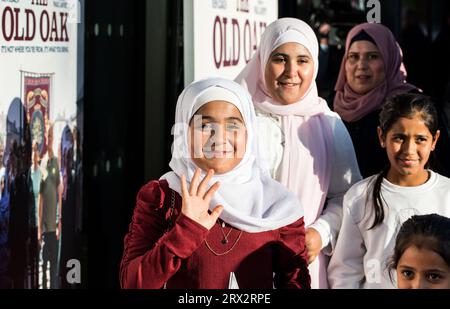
264 42 314 105
378 113 440 186
189 101 247 174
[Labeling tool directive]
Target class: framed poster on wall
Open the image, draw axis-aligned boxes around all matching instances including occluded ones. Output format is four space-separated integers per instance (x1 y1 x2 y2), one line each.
184 0 278 85
0 0 81 289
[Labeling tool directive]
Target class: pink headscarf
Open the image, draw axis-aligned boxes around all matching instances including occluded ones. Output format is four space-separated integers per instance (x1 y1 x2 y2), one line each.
235 17 333 229
334 23 417 122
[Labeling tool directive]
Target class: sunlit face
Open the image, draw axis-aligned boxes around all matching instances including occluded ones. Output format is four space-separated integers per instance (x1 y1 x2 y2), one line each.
345 40 385 95
397 245 450 289
378 114 440 186
189 101 247 174
264 42 315 105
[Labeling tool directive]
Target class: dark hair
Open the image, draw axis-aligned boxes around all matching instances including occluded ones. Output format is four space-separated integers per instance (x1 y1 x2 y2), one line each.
350 30 376 46
367 93 439 229
388 214 450 279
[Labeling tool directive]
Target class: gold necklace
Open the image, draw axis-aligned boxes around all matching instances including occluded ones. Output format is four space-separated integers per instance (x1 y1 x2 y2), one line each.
204 231 243 256
218 219 233 244
204 220 243 256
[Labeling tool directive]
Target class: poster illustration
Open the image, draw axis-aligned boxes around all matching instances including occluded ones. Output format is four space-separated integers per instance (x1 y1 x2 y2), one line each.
0 0 80 289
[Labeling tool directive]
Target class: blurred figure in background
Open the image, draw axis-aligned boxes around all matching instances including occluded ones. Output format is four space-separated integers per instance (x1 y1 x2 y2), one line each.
400 8 432 94
317 22 338 100
6 98 33 289
432 6 450 128
29 141 42 288
59 125 76 288
39 124 61 289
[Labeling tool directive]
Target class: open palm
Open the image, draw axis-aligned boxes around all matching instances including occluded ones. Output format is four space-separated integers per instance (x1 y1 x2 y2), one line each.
181 168 223 230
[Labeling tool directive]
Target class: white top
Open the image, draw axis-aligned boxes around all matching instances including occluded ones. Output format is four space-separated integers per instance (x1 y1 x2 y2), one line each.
328 171 450 289
256 108 362 253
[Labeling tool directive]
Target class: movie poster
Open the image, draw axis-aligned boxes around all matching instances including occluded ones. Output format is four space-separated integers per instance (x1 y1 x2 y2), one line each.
0 0 80 289
184 0 278 85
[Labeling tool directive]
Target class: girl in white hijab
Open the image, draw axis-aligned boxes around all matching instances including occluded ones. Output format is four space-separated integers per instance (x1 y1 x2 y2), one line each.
120 78 310 289
235 18 362 288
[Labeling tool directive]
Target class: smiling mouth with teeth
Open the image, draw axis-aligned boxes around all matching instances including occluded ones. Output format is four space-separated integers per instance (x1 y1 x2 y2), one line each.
279 81 300 87
203 150 234 158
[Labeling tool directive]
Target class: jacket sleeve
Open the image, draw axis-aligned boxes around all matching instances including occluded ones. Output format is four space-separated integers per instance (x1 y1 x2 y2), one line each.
309 113 362 255
327 193 366 288
273 217 311 289
119 181 209 289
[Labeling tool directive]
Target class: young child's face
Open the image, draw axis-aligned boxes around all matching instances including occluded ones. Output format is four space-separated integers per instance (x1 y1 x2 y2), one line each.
189 101 247 174
397 245 450 289
378 114 440 184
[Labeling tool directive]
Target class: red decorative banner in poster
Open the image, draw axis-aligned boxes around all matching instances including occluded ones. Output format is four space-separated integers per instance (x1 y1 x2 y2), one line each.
23 73 53 157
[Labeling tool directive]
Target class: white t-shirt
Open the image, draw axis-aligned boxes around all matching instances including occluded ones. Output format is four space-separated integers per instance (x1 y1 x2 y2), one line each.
328 170 450 288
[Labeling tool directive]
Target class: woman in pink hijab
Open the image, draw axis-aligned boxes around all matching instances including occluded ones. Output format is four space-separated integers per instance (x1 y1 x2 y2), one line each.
333 23 418 177
235 18 362 289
